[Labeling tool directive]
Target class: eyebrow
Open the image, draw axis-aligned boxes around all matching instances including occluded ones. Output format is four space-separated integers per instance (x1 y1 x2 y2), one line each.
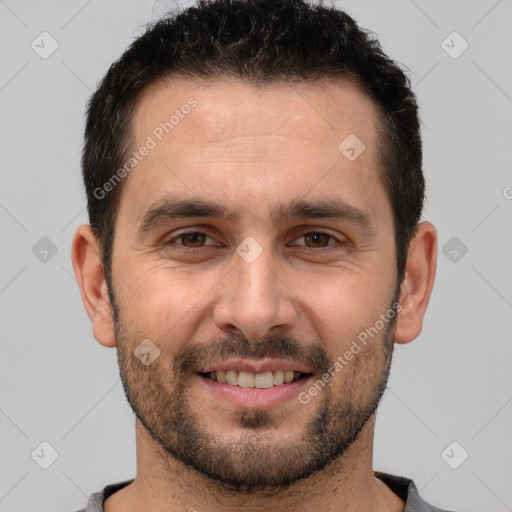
136 196 376 235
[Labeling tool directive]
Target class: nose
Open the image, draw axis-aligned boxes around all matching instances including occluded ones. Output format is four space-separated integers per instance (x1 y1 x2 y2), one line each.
212 243 298 343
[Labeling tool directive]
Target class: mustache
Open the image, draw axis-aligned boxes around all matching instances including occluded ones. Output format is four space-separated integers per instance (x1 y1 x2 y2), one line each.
172 333 333 377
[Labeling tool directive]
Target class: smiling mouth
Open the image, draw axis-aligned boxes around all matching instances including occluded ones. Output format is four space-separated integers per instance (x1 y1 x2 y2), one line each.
198 370 311 388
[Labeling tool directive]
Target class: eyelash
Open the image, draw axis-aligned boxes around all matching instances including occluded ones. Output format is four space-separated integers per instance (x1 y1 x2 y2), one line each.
165 230 345 251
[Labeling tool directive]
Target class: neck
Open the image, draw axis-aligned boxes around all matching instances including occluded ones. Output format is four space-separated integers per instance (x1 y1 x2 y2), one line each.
104 416 404 512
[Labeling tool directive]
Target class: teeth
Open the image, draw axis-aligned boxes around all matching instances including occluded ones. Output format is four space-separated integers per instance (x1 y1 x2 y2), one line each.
238 371 255 388
204 369 306 388
254 371 274 388
226 370 238 385
273 370 284 385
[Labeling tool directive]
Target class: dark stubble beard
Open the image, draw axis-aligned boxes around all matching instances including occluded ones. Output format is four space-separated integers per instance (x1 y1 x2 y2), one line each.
112 289 399 494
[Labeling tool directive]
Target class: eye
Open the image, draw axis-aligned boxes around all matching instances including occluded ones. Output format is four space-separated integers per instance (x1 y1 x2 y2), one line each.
292 231 342 249
165 230 344 251
168 231 220 248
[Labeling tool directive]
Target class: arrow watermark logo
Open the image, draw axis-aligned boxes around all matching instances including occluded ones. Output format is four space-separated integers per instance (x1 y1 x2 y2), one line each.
442 236 468 263
31 441 59 469
441 31 469 59
441 441 469 469
338 134 366 161
31 31 59 59
236 237 263 264
134 338 161 366
32 237 58 263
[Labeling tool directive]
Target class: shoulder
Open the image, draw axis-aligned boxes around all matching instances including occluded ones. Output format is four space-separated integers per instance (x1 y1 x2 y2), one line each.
375 471 456 512
73 479 134 512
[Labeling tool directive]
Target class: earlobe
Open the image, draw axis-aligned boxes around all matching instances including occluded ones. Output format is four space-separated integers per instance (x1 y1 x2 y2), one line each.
394 221 438 345
71 224 116 348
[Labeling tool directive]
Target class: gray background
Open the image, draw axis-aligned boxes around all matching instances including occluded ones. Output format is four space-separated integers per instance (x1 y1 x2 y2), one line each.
0 0 511 511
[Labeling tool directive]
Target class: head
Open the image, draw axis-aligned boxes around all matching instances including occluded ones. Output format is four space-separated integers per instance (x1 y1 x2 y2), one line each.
72 0 437 492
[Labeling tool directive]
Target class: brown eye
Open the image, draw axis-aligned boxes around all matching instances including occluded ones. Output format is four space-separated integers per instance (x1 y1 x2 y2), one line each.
174 232 213 248
303 232 333 247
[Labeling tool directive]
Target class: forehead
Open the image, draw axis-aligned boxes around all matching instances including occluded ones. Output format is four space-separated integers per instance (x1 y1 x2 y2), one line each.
133 76 380 147
119 76 388 226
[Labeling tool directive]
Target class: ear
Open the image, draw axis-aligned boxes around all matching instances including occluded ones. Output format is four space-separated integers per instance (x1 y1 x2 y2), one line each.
394 221 437 345
71 224 116 348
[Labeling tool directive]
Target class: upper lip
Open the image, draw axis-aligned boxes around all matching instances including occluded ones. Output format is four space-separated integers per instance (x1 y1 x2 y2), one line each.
198 358 312 374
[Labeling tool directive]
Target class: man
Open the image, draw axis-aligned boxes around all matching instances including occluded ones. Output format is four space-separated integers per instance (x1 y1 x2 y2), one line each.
71 0 446 510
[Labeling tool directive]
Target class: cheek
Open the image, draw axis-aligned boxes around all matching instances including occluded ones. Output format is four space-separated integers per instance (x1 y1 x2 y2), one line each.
291 266 392 338
117 261 221 340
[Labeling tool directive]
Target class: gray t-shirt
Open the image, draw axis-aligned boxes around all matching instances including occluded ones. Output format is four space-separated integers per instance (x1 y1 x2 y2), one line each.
74 472 454 511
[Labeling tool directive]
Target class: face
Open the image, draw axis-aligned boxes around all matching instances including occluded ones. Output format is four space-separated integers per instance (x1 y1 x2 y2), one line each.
110 77 399 491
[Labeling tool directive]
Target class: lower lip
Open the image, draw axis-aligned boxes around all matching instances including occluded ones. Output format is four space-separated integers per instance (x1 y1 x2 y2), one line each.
197 373 315 409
